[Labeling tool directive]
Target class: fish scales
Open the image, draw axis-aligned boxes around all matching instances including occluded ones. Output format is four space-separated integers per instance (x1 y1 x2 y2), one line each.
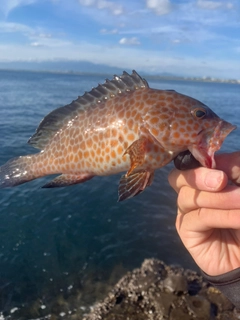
0 70 236 201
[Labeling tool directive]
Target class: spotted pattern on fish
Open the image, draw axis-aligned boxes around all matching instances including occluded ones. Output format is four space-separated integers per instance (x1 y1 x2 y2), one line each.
0 71 236 201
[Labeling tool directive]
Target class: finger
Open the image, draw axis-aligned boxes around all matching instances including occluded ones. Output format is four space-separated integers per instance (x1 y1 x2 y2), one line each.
216 152 240 185
176 206 240 233
178 184 240 213
168 167 228 193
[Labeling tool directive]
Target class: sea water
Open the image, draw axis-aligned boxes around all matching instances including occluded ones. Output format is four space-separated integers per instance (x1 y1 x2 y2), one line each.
0 70 239 317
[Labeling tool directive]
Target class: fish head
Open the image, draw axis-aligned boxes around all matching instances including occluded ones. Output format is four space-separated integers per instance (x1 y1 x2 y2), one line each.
188 108 236 168
144 93 236 169
174 102 236 169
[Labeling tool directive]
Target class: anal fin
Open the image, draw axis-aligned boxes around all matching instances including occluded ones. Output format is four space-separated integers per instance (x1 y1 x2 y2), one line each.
118 171 154 202
42 173 94 188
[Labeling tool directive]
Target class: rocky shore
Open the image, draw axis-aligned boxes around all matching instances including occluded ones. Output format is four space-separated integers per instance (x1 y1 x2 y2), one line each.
84 259 239 320
3 258 240 319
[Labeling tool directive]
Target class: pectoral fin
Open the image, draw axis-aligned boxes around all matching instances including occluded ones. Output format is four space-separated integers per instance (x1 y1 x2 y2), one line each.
123 137 148 176
118 171 154 202
42 173 94 188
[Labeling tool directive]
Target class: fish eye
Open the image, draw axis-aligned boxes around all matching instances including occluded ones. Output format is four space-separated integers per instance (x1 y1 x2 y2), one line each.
192 108 206 119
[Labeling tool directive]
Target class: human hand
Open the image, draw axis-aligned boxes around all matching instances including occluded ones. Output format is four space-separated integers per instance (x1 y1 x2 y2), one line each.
168 152 240 276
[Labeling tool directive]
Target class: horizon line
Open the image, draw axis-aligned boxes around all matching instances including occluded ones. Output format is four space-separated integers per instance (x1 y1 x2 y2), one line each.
0 68 239 85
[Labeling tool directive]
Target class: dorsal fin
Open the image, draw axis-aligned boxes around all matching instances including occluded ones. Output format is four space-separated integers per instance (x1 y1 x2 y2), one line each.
28 70 149 149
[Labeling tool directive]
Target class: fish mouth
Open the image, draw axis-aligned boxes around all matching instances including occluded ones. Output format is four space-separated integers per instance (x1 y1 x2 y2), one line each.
189 120 236 168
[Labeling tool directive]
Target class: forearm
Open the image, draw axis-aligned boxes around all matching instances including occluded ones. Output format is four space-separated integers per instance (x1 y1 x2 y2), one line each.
203 267 240 308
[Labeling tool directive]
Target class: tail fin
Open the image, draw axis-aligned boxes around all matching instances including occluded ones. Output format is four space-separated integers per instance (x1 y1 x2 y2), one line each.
0 156 36 188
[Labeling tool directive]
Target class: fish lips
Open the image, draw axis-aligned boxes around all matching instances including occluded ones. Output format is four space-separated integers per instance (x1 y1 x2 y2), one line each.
189 120 236 169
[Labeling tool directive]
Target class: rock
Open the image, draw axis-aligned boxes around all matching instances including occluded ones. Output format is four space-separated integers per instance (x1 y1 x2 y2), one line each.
163 274 188 293
83 258 236 320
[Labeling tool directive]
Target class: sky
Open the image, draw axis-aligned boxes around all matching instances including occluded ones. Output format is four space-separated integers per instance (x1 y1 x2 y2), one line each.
0 0 239 79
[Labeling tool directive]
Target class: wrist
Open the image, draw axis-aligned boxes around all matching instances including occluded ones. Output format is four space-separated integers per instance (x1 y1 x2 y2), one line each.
202 267 240 308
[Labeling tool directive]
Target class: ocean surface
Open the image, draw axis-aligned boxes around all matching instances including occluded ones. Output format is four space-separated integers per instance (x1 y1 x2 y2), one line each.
0 70 240 318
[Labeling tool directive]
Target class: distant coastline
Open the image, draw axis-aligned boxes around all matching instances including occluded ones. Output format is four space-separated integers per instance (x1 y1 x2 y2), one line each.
146 74 240 85
0 68 239 85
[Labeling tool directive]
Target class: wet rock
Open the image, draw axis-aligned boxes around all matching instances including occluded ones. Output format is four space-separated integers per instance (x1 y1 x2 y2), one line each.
163 273 188 293
83 259 236 320
184 295 211 319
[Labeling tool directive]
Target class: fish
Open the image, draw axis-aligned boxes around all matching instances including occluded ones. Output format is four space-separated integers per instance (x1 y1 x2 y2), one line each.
0 70 236 201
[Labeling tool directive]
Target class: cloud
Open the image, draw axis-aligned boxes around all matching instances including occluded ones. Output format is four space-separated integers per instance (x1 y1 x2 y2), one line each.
29 38 69 48
0 21 66 49
172 39 181 44
119 37 140 45
38 33 52 38
145 0 172 15
78 0 95 5
197 0 222 10
196 0 233 10
0 0 37 16
100 28 118 34
0 21 33 34
226 2 234 9
30 41 42 47
0 21 54 43
78 0 123 15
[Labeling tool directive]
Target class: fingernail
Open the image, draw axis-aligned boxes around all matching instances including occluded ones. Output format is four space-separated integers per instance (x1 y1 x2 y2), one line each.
204 170 224 189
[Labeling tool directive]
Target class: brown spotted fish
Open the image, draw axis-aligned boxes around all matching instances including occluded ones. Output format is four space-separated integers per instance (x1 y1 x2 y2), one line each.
0 71 236 201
